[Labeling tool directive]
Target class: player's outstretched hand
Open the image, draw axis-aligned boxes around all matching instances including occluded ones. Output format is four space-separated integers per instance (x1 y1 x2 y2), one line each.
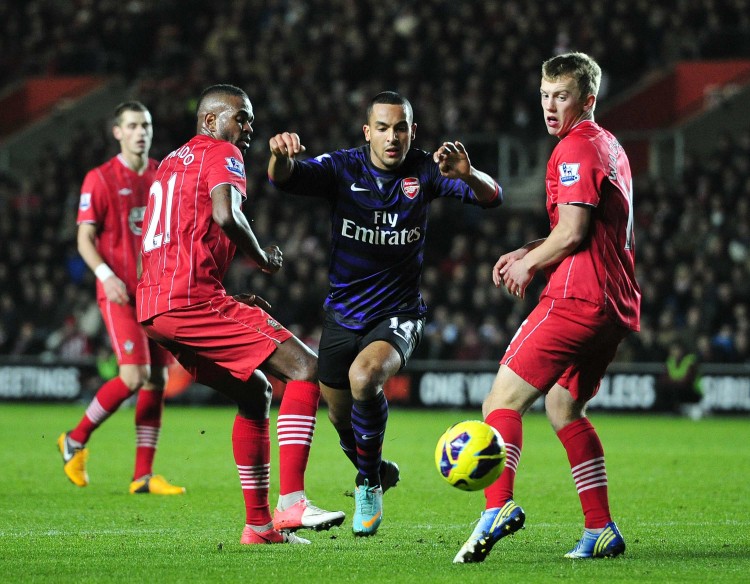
234 293 272 312
260 245 283 274
433 141 471 179
269 132 306 159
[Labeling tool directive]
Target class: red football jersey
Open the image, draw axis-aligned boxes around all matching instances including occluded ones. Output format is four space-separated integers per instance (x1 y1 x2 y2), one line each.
541 120 641 331
77 154 159 300
136 135 248 321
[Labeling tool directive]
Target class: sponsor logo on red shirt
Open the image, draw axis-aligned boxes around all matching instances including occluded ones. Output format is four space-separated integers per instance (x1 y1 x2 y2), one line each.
225 157 246 178
79 193 92 211
559 162 581 186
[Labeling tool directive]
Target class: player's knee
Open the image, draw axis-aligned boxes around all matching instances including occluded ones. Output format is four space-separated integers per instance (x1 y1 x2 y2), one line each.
141 381 165 394
237 382 272 419
348 361 386 395
299 354 318 382
146 366 168 390
545 402 582 432
120 367 149 392
286 351 318 383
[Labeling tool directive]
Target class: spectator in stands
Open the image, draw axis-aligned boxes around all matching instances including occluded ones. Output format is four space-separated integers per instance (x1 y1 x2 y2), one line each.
2 0 750 369
657 340 704 415
9 321 45 356
45 315 91 361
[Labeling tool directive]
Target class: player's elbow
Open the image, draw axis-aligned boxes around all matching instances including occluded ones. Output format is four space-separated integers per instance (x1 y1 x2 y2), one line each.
562 229 586 252
489 184 503 207
212 206 235 230
556 208 590 252
496 184 504 205
477 182 503 208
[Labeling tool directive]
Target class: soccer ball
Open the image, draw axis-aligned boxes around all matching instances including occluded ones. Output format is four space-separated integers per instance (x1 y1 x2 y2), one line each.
435 420 506 491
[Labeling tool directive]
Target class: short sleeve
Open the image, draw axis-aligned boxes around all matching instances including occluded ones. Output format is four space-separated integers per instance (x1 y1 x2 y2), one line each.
77 169 106 225
203 141 247 197
552 138 604 207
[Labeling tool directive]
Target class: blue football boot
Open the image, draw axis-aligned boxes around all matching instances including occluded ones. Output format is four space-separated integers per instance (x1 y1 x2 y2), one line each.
564 521 626 558
453 500 526 563
352 479 383 536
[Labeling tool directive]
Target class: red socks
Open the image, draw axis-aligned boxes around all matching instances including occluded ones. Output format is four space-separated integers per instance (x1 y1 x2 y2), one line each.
69 378 166 481
233 415 272 526
483 408 523 509
483 408 612 529
557 418 611 529
70 377 132 444
133 388 164 479
276 381 320 495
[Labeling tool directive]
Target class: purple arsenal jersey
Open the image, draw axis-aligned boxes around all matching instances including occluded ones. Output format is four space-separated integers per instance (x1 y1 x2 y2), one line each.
271 145 501 330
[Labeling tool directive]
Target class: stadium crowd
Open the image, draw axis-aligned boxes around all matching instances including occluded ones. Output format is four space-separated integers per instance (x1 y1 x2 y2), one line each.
1 0 749 365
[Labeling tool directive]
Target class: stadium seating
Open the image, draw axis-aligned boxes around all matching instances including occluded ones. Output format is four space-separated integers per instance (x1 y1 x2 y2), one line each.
1 0 749 363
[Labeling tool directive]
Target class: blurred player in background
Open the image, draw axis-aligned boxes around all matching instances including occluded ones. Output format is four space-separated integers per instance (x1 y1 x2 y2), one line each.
268 91 502 536
137 84 343 545
454 52 641 563
58 102 184 495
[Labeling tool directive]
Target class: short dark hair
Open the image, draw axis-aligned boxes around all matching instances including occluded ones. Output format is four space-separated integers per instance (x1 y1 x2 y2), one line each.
196 84 249 114
367 91 413 124
113 101 149 125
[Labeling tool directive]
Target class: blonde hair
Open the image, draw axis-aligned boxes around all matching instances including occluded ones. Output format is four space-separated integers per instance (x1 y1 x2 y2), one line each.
542 52 601 101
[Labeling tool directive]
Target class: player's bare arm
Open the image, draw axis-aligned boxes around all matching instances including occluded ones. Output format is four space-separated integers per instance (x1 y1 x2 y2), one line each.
502 204 590 298
432 140 500 204
268 132 306 183
211 184 282 274
77 222 129 305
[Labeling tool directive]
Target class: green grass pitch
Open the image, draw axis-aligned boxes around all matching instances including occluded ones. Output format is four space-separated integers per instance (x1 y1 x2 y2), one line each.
1 403 748 583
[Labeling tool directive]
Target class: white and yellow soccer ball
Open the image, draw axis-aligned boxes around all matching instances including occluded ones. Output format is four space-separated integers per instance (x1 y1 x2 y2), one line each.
435 420 506 491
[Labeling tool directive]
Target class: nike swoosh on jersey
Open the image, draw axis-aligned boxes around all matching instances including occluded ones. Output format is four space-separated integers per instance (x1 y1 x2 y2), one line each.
350 183 370 191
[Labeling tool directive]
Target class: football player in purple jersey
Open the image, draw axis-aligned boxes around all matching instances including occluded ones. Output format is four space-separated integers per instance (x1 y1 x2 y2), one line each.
268 91 502 536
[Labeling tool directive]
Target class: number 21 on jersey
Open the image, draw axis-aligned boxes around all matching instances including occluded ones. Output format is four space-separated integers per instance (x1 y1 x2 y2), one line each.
143 174 176 252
